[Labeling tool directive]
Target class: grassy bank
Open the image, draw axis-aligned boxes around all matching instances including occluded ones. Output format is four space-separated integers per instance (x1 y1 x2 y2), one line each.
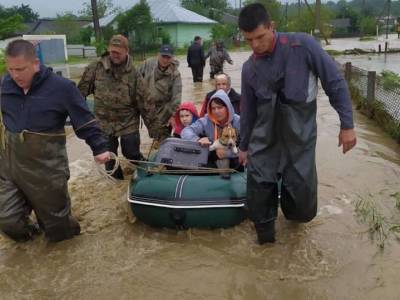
0 50 6 75
349 82 400 142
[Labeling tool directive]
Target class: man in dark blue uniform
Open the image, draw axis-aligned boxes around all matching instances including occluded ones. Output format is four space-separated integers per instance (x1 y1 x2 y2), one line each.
187 36 206 82
0 40 110 243
238 4 357 244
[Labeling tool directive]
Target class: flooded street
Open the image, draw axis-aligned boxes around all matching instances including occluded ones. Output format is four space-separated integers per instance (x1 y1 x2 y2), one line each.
334 53 400 74
1 51 400 300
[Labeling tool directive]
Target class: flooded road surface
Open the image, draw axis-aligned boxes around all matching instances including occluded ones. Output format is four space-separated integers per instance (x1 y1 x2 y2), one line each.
323 33 400 52
1 51 400 300
334 53 400 74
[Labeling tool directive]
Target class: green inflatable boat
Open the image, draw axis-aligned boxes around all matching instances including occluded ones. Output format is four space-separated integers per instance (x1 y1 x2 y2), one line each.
128 166 247 229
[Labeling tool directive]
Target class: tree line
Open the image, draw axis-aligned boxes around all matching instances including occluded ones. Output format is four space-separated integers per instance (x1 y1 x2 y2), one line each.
1 0 399 48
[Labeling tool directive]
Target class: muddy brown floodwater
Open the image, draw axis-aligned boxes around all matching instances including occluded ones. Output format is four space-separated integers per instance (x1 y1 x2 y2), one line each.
1 51 400 300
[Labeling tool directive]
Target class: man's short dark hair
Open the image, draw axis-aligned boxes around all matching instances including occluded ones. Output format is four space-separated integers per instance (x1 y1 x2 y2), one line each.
5 39 36 60
238 3 271 32
194 36 201 42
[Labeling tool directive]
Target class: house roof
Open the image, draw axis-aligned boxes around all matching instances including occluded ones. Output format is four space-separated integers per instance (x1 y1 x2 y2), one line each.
330 18 351 28
99 0 217 27
148 0 217 24
17 19 92 35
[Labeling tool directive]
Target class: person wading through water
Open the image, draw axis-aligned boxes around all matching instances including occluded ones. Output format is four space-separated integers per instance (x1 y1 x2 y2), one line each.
238 3 357 244
78 35 155 180
0 39 110 243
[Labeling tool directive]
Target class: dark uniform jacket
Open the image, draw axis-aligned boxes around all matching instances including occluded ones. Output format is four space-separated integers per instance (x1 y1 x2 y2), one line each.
240 32 354 151
1 66 107 155
187 42 205 67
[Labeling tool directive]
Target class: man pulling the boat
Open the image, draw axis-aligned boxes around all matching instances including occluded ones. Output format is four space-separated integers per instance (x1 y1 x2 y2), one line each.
238 3 357 244
0 39 110 243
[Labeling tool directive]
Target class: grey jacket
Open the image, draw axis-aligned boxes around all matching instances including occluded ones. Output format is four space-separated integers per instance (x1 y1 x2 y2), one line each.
181 89 240 143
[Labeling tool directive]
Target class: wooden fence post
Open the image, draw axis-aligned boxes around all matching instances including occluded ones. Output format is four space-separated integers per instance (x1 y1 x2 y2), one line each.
367 71 376 103
345 62 352 82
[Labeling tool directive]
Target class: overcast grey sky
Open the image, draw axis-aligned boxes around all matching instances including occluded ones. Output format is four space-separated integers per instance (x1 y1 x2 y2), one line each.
0 0 237 17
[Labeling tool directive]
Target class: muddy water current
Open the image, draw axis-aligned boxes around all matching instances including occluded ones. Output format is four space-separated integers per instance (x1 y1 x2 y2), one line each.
1 51 400 300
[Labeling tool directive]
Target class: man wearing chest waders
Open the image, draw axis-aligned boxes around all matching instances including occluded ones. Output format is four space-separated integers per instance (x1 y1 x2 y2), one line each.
238 4 357 244
0 40 110 243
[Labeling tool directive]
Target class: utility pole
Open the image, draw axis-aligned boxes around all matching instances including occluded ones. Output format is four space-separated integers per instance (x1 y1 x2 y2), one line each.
298 0 301 17
386 0 391 39
315 0 321 41
91 0 102 43
285 1 289 31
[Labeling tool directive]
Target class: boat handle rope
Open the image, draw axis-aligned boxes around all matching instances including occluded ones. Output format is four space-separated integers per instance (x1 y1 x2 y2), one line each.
95 153 247 183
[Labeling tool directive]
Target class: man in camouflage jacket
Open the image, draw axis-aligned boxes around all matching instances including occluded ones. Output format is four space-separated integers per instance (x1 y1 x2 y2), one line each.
137 45 182 142
205 41 233 79
78 35 154 179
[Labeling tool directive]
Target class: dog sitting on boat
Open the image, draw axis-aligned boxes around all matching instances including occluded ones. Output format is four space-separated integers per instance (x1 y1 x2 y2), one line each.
209 125 238 154
209 125 238 179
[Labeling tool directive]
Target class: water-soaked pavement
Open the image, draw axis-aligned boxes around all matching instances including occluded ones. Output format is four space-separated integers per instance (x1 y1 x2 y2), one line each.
1 51 400 300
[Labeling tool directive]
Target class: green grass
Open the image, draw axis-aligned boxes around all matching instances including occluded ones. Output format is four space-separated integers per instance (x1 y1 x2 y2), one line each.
349 82 400 143
326 49 345 56
359 36 376 41
355 196 388 249
392 192 400 210
380 70 400 91
0 50 6 75
355 193 400 249
67 55 97 65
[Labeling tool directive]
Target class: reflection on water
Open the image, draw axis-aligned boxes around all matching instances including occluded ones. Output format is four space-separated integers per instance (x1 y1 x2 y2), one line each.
0 51 400 300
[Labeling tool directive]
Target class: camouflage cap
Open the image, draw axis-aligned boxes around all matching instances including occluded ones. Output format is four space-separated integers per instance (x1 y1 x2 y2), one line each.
109 34 129 50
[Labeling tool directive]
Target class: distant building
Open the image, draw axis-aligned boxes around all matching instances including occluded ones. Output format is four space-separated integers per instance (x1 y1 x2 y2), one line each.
16 18 91 35
377 15 397 30
99 0 217 48
330 18 351 31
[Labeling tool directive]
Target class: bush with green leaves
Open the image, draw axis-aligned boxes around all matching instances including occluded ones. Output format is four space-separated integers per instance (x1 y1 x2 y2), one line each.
0 50 6 75
380 70 400 91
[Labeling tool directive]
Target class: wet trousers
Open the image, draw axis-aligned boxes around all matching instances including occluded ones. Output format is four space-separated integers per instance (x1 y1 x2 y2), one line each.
210 64 223 79
191 66 204 82
106 131 142 179
0 131 80 242
247 99 318 228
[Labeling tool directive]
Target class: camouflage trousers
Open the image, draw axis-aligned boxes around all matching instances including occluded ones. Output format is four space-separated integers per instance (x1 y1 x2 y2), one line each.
210 64 223 79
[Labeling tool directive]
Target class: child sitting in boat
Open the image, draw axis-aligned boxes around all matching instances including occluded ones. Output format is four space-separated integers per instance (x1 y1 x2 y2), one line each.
172 101 199 138
181 89 240 169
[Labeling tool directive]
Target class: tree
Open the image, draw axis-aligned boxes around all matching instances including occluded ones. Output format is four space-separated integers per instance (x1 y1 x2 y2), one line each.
211 23 237 42
91 0 102 43
117 0 155 49
180 0 229 22
79 0 119 19
359 16 377 36
287 5 334 40
54 13 82 44
0 4 39 22
0 14 24 40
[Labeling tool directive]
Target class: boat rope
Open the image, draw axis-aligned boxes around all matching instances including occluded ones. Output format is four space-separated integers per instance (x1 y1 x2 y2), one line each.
94 154 247 182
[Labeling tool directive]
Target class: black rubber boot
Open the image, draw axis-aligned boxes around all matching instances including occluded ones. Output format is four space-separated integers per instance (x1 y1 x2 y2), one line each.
255 220 276 244
46 216 81 243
